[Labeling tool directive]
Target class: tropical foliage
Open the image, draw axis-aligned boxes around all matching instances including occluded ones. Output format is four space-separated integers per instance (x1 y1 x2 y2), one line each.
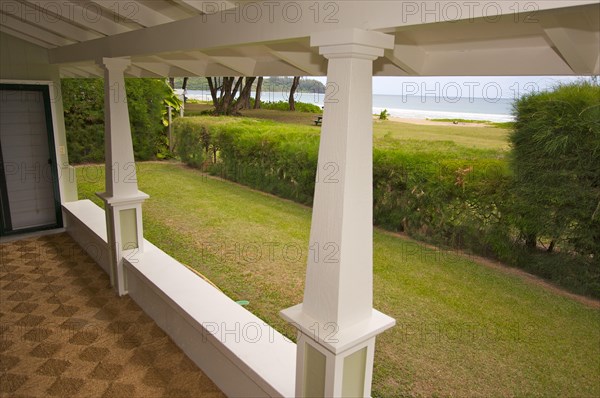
510 82 600 258
62 78 179 163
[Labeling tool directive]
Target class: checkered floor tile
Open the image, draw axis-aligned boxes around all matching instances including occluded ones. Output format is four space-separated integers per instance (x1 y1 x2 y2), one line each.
0 233 224 397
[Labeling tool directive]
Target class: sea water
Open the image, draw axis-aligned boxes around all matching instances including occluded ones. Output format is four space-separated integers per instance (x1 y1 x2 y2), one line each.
181 89 515 122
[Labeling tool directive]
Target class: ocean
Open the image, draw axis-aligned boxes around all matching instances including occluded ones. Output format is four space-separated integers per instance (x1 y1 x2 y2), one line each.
180 89 515 122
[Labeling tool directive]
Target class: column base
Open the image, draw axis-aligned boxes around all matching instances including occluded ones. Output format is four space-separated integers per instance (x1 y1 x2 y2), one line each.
281 305 394 397
97 190 149 296
281 304 395 354
97 191 150 206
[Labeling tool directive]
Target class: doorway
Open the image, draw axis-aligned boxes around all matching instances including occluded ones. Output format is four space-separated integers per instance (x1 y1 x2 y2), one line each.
0 83 62 236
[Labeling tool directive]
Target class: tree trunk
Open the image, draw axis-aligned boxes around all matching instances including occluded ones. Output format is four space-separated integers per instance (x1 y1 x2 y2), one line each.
167 77 175 151
254 76 263 109
182 77 189 104
525 234 537 249
207 77 245 115
289 76 301 111
207 77 219 106
234 77 256 112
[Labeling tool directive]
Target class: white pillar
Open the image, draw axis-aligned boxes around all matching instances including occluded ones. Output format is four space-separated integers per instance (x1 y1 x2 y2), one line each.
96 57 148 296
281 29 396 397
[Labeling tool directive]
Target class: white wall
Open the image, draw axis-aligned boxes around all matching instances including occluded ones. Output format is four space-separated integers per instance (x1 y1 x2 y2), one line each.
0 32 77 204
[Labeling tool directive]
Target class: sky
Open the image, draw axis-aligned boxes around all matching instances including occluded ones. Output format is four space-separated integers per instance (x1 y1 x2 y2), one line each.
313 75 583 99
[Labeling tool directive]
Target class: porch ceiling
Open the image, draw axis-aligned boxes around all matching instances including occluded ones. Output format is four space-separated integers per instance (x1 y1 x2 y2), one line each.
1 1 599 77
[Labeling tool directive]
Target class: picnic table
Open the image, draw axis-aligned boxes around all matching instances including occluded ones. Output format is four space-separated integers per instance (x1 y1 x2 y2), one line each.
314 115 323 126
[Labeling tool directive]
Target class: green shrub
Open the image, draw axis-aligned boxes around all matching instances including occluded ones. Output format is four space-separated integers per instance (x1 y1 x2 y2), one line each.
171 118 205 167
173 116 513 248
62 78 174 163
510 82 600 259
171 114 600 298
255 100 322 113
173 116 320 204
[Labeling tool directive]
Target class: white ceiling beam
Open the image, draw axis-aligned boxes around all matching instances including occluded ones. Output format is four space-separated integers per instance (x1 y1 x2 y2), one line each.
1 1 103 42
21 0 131 36
128 64 170 78
205 54 256 76
175 0 238 13
71 64 103 77
66 67 91 77
266 43 326 76
49 1 599 65
0 26 53 48
424 47 573 76
133 61 172 77
142 56 199 77
0 14 76 47
158 59 208 76
373 60 410 76
254 60 308 77
203 63 247 76
60 69 78 78
543 27 599 74
125 65 146 77
80 0 174 27
385 41 428 75
67 66 94 77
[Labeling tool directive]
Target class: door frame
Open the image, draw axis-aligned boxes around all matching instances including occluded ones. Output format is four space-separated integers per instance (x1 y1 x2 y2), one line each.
0 82 63 236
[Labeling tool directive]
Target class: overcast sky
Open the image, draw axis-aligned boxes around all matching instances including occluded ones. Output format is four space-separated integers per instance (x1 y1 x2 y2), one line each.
313 75 583 99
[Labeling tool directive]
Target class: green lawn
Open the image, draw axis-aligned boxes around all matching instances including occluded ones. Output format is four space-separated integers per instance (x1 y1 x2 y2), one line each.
183 106 511 152
77 162 600 398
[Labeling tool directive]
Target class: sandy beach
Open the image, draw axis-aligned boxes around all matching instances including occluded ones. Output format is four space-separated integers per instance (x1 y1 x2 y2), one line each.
383 116 491 127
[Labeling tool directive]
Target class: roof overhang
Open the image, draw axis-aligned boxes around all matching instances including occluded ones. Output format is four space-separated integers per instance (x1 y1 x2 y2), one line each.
1 1 599 77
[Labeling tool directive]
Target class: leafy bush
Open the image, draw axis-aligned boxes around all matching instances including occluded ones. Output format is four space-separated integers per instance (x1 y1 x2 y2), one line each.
173 114 600 297
510 82 600 259
173 117 320 204
173 116 512 248
170 118 205 167
255 100 322 113
379 109 390 120
62 78 175 163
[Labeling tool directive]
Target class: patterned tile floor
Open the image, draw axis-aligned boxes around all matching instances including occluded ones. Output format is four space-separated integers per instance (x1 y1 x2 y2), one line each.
0 232 225 397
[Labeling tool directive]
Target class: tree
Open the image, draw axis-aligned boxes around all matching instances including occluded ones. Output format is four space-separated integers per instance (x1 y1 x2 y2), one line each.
510 81 600 257
233 77 256 112
206 77 243 115
254 76 264 109
182 77 189 105
288 76 301 111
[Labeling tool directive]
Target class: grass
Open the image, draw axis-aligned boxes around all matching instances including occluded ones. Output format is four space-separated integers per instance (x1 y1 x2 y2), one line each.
183 105 510 152
77 162 600 398
237 108 511 152
429 118 490 123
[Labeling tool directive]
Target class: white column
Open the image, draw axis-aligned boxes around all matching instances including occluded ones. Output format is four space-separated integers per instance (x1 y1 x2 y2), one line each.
281 29 396 397
96 57 148 296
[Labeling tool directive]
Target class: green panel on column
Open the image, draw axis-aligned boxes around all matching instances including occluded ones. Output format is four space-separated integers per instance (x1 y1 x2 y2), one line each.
119 208 138 250
342 346 367 397
304 342 326 397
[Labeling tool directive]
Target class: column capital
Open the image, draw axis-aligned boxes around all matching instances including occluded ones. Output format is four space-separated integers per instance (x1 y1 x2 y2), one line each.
311 28 394 59
98 57 131 72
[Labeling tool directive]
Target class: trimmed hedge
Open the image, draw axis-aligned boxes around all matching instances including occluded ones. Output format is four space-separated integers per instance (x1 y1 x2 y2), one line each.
256 100 322 113
174 116 511 250
511 82 600 258
173 110 599 298
174 117 320 204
